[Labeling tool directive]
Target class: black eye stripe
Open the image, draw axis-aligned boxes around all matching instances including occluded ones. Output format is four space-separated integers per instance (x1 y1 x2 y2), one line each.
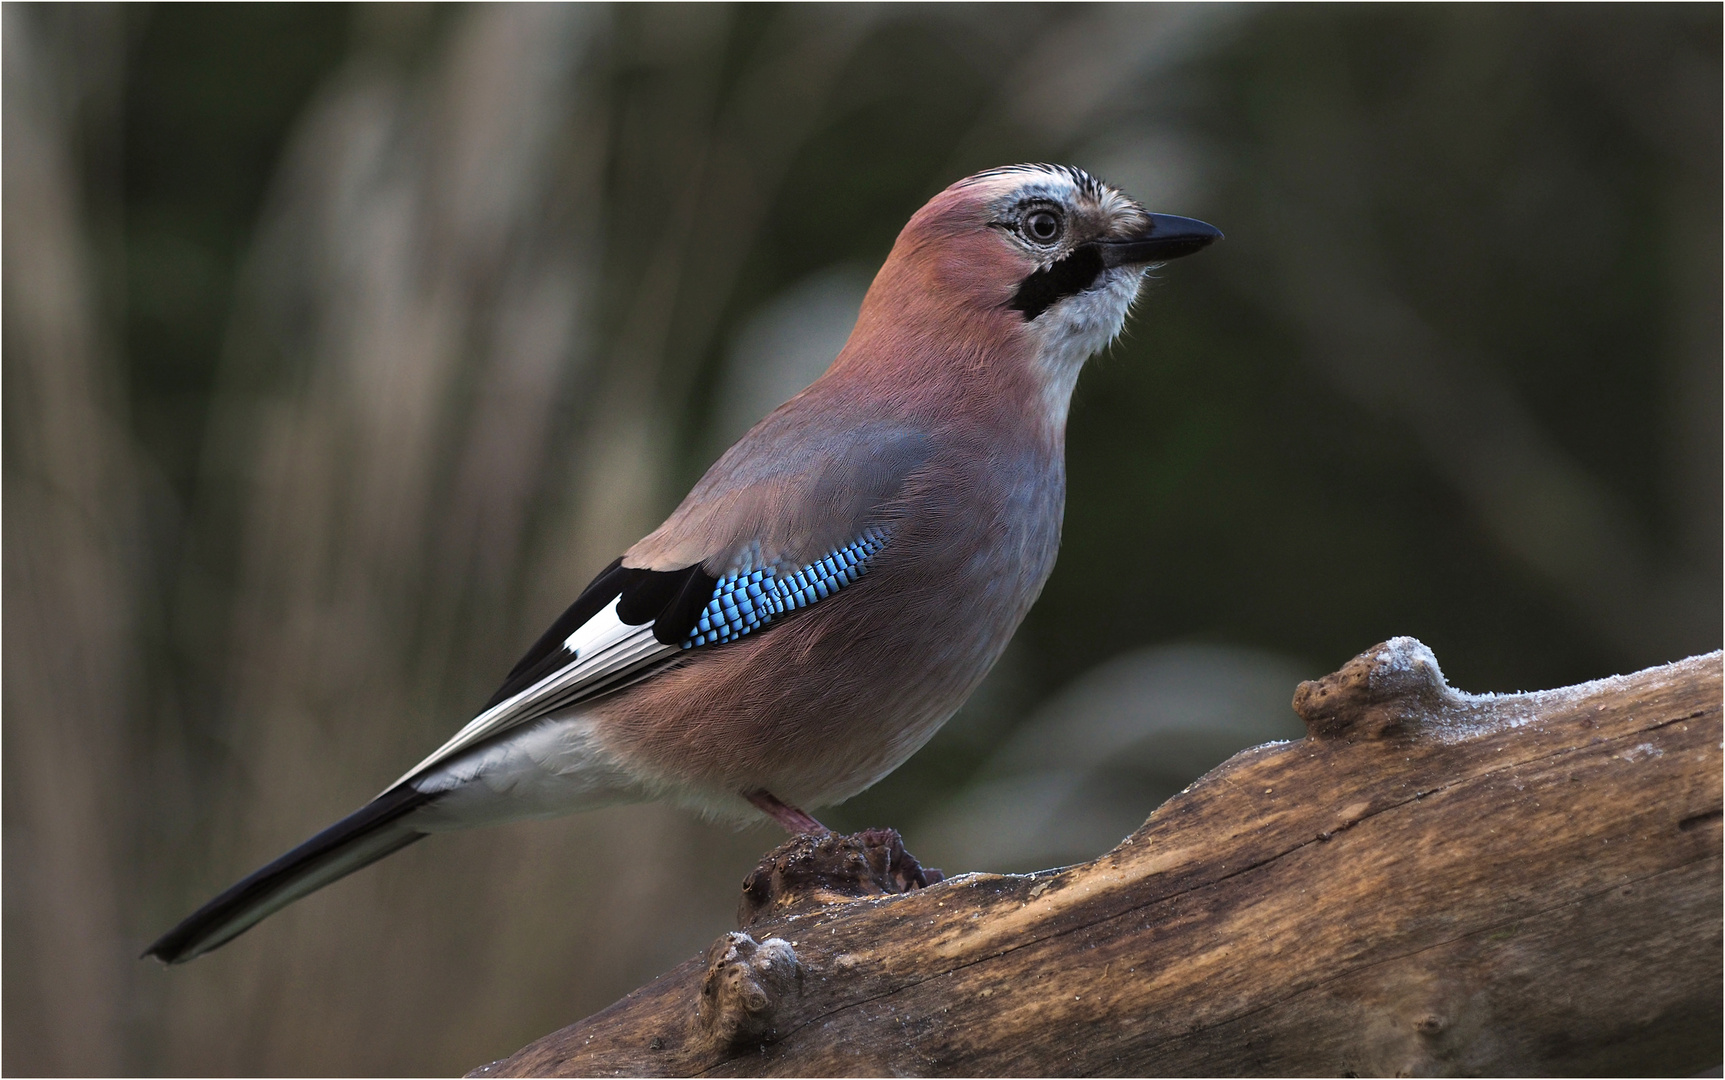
1008 245 1104 321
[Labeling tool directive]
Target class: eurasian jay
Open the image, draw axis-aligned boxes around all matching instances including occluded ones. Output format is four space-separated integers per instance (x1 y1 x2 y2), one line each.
146 163 1220 963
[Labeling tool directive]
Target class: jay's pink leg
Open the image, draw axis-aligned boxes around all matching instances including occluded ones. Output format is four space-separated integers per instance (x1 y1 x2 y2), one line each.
745 790 829 835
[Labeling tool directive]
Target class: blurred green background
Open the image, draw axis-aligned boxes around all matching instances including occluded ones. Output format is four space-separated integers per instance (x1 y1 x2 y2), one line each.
5 3 1718 1074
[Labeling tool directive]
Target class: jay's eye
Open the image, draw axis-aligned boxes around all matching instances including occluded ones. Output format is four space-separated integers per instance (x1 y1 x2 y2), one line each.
1023 209 1062 243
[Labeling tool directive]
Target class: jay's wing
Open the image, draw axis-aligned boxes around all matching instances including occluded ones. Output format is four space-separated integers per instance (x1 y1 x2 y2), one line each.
386 410 931 792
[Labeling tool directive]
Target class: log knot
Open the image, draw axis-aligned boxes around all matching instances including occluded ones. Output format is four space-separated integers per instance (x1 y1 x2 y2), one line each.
1294 636 1460 741
738 828 942 928
695 932 800 1049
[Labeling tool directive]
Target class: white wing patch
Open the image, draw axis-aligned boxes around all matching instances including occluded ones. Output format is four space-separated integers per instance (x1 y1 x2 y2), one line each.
384 599 677 793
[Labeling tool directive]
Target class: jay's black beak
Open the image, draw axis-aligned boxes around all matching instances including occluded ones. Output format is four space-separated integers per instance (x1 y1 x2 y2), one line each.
1097 214 1223 267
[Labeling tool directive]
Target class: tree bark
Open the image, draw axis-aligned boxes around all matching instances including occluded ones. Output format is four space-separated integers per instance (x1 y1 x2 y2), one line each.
473 639 1723 1077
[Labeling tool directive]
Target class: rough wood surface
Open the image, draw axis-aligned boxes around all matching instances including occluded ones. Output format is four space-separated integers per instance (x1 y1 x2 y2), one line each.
473 639 1723 1077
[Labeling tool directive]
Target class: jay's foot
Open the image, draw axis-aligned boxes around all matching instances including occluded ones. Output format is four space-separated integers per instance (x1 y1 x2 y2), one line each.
745 790 829 835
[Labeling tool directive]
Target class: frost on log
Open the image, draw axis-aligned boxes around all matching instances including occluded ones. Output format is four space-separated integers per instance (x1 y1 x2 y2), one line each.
473 639 1723 1077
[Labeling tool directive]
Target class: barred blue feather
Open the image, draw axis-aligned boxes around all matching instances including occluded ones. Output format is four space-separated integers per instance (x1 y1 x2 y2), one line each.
684 528 890 648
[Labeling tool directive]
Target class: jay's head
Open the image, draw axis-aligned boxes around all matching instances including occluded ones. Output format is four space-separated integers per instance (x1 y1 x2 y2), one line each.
845 163 1219 426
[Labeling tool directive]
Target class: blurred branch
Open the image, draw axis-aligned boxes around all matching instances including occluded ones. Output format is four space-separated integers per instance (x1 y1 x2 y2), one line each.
1228 22 1718 669
588 6 888 470
2 6 137 1073
1268 237 1707 666
476 641 1722 1077
160 9 622 1067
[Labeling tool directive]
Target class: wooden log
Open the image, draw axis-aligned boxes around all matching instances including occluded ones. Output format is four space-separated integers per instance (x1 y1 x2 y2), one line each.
473 639 1723 1077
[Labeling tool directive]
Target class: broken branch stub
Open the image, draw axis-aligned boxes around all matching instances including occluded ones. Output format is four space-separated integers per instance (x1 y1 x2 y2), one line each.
1292 635 1462 740
738 827 942 928
696 933 801 1050
473 639 1723 1078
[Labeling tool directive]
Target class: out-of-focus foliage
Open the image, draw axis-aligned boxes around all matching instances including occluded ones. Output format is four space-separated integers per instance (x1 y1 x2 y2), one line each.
4 4 1717 1074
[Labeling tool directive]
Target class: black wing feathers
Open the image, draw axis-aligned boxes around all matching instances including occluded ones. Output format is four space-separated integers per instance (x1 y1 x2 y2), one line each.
613 564 686 625
657 565 720 645
621 563 718 645
485 558 632 708
484 559 718 710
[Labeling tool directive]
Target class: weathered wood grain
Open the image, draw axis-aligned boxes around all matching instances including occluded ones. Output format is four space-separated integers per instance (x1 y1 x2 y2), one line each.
473 639 1723 1077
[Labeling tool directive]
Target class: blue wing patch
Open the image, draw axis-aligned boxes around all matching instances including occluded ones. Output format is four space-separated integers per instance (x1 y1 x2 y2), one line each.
684 527 890 648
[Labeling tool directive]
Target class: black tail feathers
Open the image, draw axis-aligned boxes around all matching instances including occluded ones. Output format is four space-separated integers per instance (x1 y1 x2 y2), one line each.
144 785 437 964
